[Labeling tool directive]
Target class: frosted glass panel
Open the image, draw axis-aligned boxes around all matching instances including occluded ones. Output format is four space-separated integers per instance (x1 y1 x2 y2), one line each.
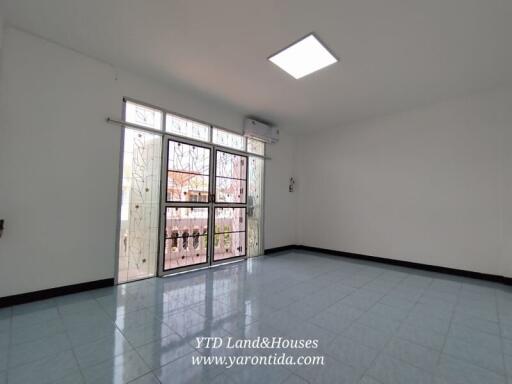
118 128 162 283
247 138 265 156
166 113 210 142
247 156 264 257
125 101 163 130
212 128 245 150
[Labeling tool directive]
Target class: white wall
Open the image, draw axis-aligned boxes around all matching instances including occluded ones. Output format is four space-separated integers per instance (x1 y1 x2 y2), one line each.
0 8 4 54
264 131 297 249
297 88 512 277
0 28 296 297
2 25 509 298
501 98 512 279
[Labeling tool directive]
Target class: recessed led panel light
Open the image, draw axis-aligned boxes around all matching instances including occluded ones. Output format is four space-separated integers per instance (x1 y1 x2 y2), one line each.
268 34 338 79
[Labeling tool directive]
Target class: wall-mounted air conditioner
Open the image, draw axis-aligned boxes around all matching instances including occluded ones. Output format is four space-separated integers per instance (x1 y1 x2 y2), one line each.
243 118 279 143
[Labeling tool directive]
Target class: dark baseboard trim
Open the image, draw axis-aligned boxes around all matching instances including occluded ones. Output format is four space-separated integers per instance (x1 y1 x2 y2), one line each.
264 245 297 255
265 244 512 286
2 244 510 308
0 278 115 308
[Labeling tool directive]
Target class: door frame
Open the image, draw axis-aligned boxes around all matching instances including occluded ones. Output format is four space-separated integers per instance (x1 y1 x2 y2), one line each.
210 148 249 267
157 134 248 277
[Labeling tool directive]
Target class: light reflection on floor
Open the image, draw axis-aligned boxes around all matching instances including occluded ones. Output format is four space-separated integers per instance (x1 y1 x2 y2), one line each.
0 251 511 384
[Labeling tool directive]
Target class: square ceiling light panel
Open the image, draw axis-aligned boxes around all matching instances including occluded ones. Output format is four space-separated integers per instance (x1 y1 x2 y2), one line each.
268 34 338 79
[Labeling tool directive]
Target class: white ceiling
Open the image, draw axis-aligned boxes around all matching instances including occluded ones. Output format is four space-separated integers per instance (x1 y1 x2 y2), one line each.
2 0 512 132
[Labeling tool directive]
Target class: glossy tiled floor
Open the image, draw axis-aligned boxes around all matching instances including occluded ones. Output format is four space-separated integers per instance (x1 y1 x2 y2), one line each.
1 250 512 384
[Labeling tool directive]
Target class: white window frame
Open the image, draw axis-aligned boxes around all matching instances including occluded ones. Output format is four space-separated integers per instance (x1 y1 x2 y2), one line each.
122 97 266 159
115 97 266 283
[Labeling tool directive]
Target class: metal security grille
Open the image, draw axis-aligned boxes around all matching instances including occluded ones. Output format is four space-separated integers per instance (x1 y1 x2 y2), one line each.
160 137 248 275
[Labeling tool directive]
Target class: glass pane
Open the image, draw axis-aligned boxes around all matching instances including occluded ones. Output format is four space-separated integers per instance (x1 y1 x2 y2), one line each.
215 207 246 233
166 113 210 142
167 140 210 202
164 207 209 270
247 138 265 156
118 128 162 283
212 128 245 150
214 207 246 261
167 173 209 202
216 151 247 180
215 178 246 203
215 151 247 204
247 156 264 257
125 101 163 130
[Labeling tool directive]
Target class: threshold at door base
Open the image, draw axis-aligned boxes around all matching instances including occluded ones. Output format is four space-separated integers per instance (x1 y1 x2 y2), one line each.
163 257 246 277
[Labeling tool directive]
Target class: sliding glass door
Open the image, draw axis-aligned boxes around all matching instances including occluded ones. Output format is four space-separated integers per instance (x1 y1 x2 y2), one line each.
213 150 247 262
159 137 248 275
